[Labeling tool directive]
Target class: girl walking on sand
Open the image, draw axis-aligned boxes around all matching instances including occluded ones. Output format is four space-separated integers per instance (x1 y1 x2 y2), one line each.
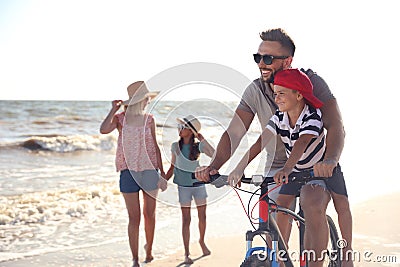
100 81 165 267
165 115 214 264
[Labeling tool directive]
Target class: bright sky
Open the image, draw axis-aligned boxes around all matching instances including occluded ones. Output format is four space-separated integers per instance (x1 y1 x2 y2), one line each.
0 0 398 101
1 1 399 196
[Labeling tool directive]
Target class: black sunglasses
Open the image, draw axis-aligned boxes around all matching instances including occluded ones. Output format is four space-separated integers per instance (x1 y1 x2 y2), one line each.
177 124 190 130
253 53 289 65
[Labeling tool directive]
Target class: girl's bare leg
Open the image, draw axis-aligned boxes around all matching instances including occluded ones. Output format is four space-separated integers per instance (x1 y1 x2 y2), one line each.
181 203 194 264
195 198 210 256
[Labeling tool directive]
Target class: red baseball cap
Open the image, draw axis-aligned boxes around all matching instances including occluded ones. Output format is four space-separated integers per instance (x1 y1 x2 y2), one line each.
273 69 323 109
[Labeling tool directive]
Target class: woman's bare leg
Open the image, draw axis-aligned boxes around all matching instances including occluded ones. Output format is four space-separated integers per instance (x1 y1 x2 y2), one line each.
122 192 141 263
142 190 157 262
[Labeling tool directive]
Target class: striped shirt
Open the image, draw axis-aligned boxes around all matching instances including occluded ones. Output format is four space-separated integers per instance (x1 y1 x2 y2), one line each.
266 104 325 172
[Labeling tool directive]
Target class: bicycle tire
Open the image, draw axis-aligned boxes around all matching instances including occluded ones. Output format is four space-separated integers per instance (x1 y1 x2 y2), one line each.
326 215 341 267
240 253 271 267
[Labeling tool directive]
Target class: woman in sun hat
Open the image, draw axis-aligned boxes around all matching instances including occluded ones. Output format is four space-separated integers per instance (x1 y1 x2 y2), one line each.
100 80 164 267
165 115 214 264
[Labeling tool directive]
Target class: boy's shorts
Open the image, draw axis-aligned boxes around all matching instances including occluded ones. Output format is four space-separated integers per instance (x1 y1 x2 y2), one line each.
178 185 208 204
119 169 159 193
279 164 348 197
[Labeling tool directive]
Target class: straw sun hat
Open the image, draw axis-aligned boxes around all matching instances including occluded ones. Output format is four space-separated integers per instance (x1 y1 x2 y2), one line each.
176 115 201 135
122 81 159 106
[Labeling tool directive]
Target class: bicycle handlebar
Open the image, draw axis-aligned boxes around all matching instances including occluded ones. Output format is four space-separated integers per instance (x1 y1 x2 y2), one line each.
192 170 320 188
191 173 230 188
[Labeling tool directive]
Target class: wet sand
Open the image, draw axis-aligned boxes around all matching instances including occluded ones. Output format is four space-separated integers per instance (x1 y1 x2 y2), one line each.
1 192 399 267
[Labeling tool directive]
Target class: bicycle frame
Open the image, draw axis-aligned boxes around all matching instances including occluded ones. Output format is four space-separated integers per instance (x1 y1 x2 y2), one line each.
240 176 341 267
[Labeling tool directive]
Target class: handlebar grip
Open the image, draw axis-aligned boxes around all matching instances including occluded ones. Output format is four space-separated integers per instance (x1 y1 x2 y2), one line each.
240 177 252 184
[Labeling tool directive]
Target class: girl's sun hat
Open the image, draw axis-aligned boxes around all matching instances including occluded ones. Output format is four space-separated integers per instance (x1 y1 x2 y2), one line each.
122 81 159 106
176 115 201 135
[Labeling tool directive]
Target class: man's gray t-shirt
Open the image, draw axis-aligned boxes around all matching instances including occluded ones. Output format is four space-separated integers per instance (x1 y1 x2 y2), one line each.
237 69 334 175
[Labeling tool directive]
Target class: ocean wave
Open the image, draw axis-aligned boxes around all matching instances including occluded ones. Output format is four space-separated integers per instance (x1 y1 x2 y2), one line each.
20 134 116 152
31 115 93 125
0 182 125 259
0 183 121 226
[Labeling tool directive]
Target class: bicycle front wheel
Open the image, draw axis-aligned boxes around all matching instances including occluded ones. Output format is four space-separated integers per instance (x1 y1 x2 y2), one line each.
240 253 271 267
240 216 293 267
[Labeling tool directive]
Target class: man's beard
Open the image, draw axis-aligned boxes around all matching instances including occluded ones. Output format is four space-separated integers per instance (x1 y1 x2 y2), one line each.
263 65 284 83
265 72 275 83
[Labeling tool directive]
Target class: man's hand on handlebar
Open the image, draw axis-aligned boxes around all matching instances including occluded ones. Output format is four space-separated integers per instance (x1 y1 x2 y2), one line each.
313 158 337 177
195 166 219 182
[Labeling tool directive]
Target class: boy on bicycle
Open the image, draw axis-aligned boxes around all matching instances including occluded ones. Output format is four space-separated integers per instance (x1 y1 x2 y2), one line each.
228 68 352 267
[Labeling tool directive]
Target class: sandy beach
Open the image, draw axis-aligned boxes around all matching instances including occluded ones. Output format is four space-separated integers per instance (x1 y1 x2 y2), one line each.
1 191 399 267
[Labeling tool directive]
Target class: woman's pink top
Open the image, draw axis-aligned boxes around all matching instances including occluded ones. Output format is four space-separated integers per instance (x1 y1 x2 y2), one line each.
115 112 158 172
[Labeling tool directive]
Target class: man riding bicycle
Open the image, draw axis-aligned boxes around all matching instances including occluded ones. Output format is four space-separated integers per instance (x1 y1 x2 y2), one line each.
195 28 352 267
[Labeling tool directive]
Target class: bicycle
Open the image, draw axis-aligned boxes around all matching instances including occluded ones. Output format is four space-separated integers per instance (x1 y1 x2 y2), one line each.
194 170 341 267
